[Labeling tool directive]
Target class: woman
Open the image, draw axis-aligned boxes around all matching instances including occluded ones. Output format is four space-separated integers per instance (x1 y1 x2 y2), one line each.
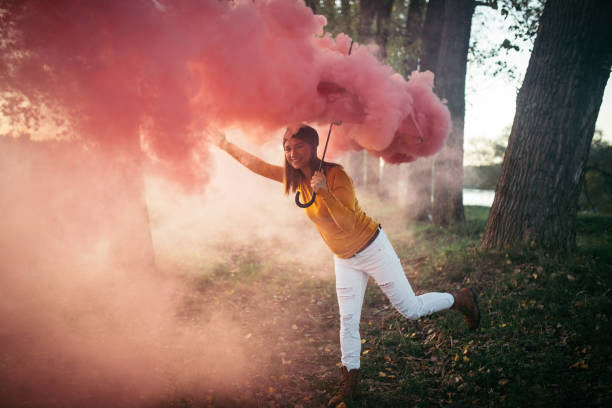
209 125 480 407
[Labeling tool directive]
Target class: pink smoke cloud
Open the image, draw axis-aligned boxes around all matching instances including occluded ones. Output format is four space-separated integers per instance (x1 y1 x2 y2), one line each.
4 0 450 189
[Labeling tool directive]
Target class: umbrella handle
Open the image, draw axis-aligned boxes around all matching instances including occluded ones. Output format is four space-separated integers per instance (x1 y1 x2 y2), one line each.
295 191 316 208
293 41 352 210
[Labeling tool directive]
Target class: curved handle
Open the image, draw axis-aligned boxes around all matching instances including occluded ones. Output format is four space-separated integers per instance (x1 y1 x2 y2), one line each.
295 191 316 208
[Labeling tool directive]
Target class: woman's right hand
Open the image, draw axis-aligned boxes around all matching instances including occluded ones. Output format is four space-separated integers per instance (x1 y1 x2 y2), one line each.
205 127 227 149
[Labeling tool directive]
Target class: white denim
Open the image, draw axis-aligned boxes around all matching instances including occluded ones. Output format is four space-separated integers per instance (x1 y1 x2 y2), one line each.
334 229 454 370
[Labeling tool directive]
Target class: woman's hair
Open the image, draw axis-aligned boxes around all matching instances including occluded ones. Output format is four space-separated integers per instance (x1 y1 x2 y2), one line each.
282 125 341 195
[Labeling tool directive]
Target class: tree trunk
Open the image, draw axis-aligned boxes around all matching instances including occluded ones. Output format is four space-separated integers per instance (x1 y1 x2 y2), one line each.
372 0 396 197
482 0 612 252
432 0 474 226
112 146 157 273
399 0 426 215
340 0 352 34
420 0 445 73
374 0 394 61
404 0 444 222
353 0 393 193
404 0 426 73
405 157 434 221
304 0 317 13
358 0 377 43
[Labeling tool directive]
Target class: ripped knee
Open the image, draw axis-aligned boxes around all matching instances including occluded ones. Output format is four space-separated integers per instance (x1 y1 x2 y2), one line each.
339 313 359 336
336 286 355 300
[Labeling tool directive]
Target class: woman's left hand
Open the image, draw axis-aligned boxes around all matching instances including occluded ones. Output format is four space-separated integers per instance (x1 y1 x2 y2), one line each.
311 171 328 192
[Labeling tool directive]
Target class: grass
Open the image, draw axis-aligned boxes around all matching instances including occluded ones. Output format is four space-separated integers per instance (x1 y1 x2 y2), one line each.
164 206 611 408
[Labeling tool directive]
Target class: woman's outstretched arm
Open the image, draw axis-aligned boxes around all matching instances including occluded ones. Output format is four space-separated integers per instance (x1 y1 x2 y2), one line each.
207 128 283 183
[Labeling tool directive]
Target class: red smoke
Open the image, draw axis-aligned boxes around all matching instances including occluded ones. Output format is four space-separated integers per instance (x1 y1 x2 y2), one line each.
0 138 251 407
1 1 451 405
3 0 449 189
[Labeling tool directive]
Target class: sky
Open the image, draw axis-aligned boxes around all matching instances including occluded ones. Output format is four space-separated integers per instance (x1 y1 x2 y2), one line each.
465 57 612 165
463 6 612 165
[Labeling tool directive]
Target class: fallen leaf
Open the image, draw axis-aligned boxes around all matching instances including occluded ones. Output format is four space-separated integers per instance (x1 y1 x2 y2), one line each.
570 360 588 369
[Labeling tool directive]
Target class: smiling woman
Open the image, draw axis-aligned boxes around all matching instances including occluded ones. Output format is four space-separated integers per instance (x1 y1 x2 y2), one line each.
281 125 342 208
207 124 481 407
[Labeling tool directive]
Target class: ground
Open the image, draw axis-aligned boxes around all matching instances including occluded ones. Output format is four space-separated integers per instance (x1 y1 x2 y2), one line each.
155 203 612 408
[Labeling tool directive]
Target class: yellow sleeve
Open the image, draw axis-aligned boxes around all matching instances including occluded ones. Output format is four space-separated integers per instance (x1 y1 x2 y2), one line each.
316 167 359 233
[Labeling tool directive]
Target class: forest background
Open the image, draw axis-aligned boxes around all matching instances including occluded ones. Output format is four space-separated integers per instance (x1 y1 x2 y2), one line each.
1 1 611 407
304 0 611 215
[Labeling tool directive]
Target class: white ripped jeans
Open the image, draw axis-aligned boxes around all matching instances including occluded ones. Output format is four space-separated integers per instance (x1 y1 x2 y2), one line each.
334 229 454 370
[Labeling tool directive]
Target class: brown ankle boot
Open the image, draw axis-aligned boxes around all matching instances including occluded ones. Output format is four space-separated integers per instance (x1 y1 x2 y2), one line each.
327 366 359 407
451 288 481 330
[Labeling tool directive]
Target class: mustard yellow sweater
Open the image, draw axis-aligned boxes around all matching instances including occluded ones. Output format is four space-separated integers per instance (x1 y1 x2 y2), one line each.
221 140 379 258
297 166 379 258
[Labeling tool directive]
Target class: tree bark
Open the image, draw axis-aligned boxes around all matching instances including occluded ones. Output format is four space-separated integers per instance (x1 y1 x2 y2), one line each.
374 0 394 61
304 0 317 13
420 0 445 73
403 0 444 222
348 0 393 191
405 157 434 221
404 0 426 73
358 0 377 43
482 0 612 252
432 0 474 226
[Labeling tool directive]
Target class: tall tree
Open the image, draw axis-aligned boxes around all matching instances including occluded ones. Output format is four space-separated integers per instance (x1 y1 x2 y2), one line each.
373 0 394 60
432 0 476 226
371 0 398 197
482 0 612 252
419 0 444 74
304 0 317 13
404 0 427 72
404 0 443 221
347 0 395 190
0 1 158 272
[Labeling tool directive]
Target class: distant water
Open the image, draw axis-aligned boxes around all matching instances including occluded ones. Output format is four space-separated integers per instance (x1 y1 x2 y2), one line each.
463 188 495 207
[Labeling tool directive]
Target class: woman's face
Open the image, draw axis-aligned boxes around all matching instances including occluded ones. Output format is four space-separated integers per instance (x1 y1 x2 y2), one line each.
284 137 313 170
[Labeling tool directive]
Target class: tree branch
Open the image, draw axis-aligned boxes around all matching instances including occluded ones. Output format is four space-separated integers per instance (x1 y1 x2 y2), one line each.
474 1 495 8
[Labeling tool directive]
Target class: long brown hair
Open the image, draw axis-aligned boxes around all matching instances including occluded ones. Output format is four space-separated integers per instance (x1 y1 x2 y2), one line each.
282 125 341 195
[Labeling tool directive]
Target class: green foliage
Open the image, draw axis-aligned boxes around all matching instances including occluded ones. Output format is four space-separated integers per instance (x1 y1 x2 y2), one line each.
465 132 507 188
580 134 612 214
464 163 501 189
310 0 424 77
469 0 544 83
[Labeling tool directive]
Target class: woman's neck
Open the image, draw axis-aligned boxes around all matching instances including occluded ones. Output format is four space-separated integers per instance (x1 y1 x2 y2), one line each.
300 166 313 180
